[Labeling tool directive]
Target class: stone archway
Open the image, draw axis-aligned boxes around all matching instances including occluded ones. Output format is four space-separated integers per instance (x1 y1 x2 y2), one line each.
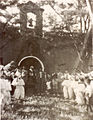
18 56 44 71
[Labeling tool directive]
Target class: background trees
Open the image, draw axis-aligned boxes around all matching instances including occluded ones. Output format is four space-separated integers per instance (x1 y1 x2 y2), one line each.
36 0 90 33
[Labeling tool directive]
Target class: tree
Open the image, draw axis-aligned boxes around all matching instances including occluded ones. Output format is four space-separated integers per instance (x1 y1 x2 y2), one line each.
0 0 20 50
72 0 93 72
37 0 90 33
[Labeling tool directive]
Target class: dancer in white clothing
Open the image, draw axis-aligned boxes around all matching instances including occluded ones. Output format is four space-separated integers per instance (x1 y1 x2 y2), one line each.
12 75 25 99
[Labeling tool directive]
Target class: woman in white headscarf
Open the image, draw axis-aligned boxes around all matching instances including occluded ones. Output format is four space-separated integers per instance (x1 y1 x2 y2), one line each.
12 71 25 99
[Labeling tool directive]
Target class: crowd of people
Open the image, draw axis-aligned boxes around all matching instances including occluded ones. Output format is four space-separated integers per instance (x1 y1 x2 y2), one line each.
0 61 93 112
47 71 93 112
0 61 25 111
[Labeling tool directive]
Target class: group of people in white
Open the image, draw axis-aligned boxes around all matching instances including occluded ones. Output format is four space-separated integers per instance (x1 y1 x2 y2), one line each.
0 61 25 111
0 60 93 112
47 71 93 111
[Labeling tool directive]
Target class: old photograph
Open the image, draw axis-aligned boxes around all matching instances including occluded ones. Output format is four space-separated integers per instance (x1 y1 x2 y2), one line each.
0 0 93 120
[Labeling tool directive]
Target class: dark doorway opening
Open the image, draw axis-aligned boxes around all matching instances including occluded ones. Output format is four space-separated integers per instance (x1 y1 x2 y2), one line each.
18 56 45 96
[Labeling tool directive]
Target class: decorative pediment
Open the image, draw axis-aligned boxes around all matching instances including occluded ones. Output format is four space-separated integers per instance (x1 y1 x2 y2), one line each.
18 1 44 14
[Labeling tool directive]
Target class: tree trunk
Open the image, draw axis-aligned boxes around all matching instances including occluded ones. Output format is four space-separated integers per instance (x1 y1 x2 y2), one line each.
72 0 93 72
85 0 93 69
80 16 82 33
73 26 91 72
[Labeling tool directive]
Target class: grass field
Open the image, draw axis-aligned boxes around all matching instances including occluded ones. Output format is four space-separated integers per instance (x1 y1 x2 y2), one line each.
1 95 93 120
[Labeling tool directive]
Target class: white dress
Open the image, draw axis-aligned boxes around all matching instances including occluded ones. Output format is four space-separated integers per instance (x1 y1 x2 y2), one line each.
12 78 25 99
68 80 75 100
71 80 78 96
0 78 5 108
0 78 8 107
4 79 12 105
85 83 93 105
62 80 69 99
74 83 85 105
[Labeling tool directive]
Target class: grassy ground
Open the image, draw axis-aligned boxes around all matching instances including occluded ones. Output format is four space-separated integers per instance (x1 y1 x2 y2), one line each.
1 95 93 120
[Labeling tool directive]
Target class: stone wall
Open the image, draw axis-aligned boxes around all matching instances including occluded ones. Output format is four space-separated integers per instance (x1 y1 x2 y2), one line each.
40 32 92 73
1 32 91 73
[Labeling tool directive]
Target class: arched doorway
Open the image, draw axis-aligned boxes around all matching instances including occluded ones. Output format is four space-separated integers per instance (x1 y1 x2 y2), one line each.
18 56 45 95
18 56 44 71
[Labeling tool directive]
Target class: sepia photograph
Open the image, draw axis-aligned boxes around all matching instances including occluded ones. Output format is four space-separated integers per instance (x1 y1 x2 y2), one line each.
0 0 93 120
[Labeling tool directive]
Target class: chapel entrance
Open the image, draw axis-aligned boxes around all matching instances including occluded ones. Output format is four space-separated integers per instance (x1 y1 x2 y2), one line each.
18 56 45 95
